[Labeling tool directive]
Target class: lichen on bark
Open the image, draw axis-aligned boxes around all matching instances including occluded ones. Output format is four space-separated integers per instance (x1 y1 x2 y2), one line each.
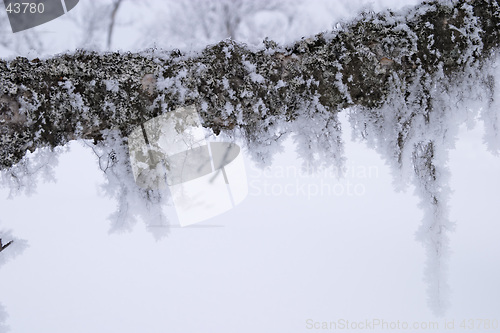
1 0 498 170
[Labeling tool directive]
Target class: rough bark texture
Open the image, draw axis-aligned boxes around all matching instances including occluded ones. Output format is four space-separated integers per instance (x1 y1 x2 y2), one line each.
0 0 499 170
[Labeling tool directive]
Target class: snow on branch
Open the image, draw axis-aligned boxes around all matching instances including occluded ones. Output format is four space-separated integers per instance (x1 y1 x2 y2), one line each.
0 0 499 169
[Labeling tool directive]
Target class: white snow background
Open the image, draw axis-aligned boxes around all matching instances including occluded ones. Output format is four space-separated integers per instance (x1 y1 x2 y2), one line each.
0 0 499 332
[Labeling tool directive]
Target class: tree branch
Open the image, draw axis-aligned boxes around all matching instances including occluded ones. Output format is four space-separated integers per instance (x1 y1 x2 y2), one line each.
0 238 13 253
0 0 499 170
107 0 124 49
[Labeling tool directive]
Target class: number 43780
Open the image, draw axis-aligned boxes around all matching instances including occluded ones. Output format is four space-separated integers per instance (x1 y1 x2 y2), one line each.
5 2 45 14
459 319 499 330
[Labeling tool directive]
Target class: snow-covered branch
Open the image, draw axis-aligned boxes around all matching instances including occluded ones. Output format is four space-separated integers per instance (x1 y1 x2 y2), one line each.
1 0 499 170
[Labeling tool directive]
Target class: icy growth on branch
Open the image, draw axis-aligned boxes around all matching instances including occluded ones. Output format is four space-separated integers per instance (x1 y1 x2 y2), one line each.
0 147 61 197
481 56 500 155
0 303 8 333
0 230 28 269
0 229 28 332
87 131 171 240
289 96 345 175
348 46 499 314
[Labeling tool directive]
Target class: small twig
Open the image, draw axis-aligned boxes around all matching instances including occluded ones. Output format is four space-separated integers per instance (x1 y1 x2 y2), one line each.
107 0 123 49
0 238 13 253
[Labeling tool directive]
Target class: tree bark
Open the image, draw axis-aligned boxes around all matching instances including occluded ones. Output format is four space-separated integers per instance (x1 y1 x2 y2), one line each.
1 0 499 170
